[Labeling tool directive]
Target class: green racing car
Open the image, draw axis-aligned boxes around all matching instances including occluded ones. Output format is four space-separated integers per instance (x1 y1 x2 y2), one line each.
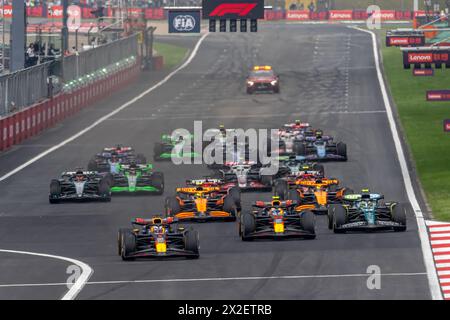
109 163 164 195
153 134 202 161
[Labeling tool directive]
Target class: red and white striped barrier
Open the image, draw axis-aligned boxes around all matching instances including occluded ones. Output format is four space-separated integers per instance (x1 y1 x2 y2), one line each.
0 61 141 152
427 220 450 300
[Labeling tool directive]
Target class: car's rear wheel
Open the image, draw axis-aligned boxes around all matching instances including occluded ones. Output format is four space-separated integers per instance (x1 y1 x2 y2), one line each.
136 153 147 164
118 228 132 256
98 179 111 202
260 174 273 187
336 142 347 161
87 159 98 172
184 229 200 259
228 187 241 212
300 210 315 237
273 180 288 200
165 196 181 217
391 203 407 232
153 143 164 161
151 172 164 195
312 163 325 176
288 189 301 203
223 196 237 220
294 143 307 156
241 213 256 241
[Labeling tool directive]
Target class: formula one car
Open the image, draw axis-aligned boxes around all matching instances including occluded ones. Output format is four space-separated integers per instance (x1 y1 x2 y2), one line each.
153 134 201 161
87 145 147 173
118 216 199 260
328 190 407 233
294 130 347 161
109 163 164 195
165 186 238 222
185 178 241 211
274 177 351 214
239 197 315 240
49 169 111 203
246 65 280 94
215 161 274 192
277 155 325 177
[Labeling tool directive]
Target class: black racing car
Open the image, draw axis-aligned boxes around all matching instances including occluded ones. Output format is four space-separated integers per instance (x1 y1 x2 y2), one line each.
88 145 147 172
49 169 111 203
118 216 199 260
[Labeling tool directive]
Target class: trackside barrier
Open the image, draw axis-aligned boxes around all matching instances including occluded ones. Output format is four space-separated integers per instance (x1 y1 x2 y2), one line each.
0 60 141 152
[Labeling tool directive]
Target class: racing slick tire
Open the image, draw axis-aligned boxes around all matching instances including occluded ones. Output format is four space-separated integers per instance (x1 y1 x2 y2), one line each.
391 203 407 232
136 153 147 164
273 86 280 94
274 180 288 200
333 205 347 233
336 142 347 161
228 187 241 212
288 189 301 203
104 172 114 186
98 179 111 202
165 196 181 217
327 205 336 230
260 174 273 187
184 229 200 259
300 210 315 237
151 172 165 195
223 196 237 221
294 143 307 156
153 143 164 161
118 228 133 256
312 163 325 176
87 159 98 172
120 229 136 261
49 179 61 204
241 213 256 241
246 88 253 94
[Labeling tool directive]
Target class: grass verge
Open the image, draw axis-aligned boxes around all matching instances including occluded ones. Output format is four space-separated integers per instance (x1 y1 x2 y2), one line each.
381 32 450 221
153 42 189 70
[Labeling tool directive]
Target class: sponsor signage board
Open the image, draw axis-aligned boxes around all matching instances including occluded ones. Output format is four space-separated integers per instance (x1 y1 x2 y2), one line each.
329 10 353 20
413 68 434 76
286 10 310 20
169 10 201 33
403 49 450 68
386 36 425 47
426 90 450 101
202 0 264 19
444 119 450 132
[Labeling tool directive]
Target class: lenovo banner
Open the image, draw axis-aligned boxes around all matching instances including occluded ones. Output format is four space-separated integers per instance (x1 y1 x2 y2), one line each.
329 10 353 20
403 49 450 68
202 0 264 19
386 35 425 47
413 69 434 76
427 90 450 101
286 10 310 20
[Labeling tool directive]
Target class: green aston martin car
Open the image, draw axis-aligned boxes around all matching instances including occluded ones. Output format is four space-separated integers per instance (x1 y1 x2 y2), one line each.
109 163 164 195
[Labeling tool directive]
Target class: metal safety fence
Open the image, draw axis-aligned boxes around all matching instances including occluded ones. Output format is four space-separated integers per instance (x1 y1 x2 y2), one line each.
0 34 139 117
0 62 52 116
62 34 138 82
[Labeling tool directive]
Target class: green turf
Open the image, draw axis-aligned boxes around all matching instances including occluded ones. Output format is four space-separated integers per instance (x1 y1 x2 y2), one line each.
153 42 189 70
381 32 450 221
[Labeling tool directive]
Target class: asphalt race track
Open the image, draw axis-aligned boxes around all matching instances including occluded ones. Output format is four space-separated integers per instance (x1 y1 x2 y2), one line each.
0 23 431 299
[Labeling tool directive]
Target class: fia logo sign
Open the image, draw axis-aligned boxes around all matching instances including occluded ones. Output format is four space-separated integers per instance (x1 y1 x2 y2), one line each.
173 15 196 32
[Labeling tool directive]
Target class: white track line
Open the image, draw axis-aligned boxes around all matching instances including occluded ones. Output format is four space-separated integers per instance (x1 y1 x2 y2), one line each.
0 272 428 288
0 249 93 300
0 33 209 183
351 26 442 300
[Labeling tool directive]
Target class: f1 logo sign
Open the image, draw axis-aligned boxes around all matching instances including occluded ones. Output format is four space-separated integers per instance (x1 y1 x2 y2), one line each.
209 3 257 17
202 0 264 19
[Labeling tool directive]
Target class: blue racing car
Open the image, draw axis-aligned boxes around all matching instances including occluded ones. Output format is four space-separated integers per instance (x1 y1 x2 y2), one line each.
294 129 347 162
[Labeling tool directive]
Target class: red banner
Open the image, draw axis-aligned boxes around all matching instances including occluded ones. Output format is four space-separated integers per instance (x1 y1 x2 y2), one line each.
26 6 43 17
144 8 165 20
329 10 353 20
48 5 63 19
286 10 309 20
0 5 12 18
